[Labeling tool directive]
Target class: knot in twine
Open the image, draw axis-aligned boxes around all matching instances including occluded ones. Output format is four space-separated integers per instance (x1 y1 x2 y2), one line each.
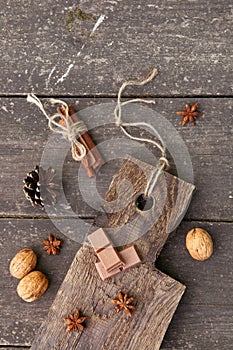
27 94 87 161
114 68 169 197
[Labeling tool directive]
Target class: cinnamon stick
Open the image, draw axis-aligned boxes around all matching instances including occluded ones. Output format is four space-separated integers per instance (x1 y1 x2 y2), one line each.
58 105 104 177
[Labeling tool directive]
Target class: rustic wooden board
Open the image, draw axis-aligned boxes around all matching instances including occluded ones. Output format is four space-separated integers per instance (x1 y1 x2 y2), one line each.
29 157 194 349
0 0 232 96
100 157 195 261
0 97 232 221
1 219 233 348
31 248 185 350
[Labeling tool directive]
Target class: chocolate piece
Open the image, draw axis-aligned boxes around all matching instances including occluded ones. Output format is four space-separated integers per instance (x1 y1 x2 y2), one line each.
88 228 112 253
95 246 141 281
97 246 124 272
88 228 124 272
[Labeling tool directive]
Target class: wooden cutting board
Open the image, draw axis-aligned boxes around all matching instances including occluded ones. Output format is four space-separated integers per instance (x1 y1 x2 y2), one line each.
31 156 195 350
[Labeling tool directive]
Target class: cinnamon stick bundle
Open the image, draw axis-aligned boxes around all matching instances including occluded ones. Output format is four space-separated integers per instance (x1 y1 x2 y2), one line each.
58 105 104 177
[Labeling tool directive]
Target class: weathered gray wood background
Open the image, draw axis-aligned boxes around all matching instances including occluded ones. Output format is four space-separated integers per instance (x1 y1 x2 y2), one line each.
0 0 232 349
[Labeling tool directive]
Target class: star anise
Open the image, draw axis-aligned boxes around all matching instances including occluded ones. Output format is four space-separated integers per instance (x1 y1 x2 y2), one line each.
177 102 203 126
64 309 87 332
43 234 63 255
111 291 135 316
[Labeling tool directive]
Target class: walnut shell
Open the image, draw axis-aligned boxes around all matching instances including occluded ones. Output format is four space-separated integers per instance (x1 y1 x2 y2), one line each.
186 228 213 261
10 248 37 279
17 271 49 302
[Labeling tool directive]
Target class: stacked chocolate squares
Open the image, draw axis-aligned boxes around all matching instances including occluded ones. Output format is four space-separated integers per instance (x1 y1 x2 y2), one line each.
88 228 141 280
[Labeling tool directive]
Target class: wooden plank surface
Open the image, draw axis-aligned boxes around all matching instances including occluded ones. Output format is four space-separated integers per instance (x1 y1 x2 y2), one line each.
0 0 232 96
0 0 232 348
1 219 233 348
0 97 232 221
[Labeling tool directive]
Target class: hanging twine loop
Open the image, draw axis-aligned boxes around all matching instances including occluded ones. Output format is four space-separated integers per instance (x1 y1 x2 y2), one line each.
27 94 87 161
114 68 169 197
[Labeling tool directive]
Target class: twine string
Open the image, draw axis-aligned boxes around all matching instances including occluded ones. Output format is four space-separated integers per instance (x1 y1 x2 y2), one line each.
114 68 169 197
27 93 87 161
27 69 169 194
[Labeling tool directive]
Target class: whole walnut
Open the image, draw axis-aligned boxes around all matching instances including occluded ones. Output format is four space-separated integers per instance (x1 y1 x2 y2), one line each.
17 271 49 302
10 248 37 279
186 228 213 261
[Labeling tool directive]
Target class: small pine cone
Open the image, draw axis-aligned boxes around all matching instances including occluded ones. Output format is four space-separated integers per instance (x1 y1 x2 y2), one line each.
23 165 42 207
23 166 60 207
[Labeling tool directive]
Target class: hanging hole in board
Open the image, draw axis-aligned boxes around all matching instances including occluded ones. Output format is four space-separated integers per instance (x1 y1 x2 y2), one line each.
135 193 154 211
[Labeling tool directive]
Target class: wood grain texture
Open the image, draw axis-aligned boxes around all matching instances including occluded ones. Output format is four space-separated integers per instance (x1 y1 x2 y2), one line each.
0 97 232 221
0 0 232 96
0 348 30 350
30 157 195 349
1 219 233 348
31 247 185 350
100 157 195 262
160 304 233 350
0 0 232 349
